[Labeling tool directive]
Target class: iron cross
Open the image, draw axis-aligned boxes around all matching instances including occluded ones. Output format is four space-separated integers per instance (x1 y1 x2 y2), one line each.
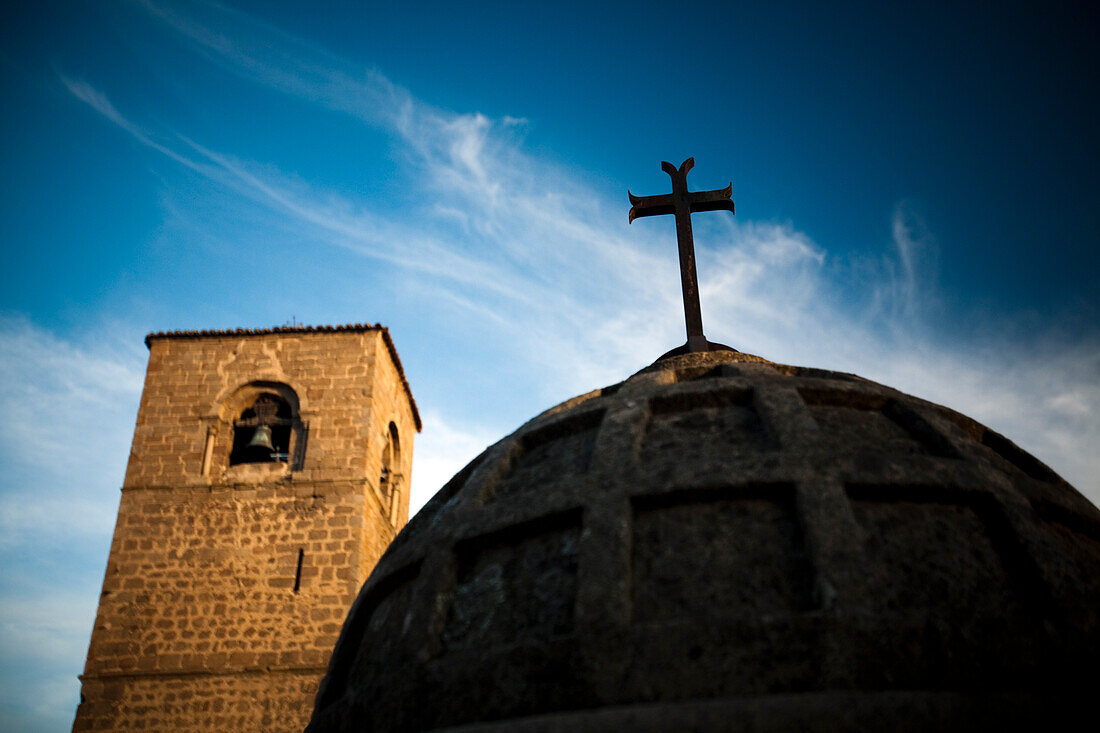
629 158 735 354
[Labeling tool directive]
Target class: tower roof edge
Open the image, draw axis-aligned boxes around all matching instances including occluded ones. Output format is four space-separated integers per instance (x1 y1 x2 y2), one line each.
144 323 422 431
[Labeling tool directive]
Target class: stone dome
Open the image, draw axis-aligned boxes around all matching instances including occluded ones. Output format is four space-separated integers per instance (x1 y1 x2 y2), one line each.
307 350 1099 732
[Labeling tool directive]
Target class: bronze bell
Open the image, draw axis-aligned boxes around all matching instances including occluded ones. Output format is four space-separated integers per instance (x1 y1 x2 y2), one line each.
247 424 275 452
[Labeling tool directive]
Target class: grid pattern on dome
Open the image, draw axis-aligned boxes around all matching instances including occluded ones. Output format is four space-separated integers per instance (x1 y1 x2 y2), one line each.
309 352 1100 732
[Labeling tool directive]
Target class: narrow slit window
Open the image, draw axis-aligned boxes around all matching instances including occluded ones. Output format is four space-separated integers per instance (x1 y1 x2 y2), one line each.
294 549 304 594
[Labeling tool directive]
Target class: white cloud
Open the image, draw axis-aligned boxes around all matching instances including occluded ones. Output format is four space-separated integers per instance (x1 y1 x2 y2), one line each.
0 315 143 509
43 3 1100 526
65 4 1100 505
0 593 93 665
11 4 1094 730
0 315 145 729
409 411 499 517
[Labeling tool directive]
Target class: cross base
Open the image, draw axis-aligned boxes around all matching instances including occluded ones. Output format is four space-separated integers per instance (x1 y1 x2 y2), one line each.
656 339 739 361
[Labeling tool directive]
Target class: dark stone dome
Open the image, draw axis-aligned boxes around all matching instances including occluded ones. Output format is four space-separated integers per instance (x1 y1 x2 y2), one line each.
308 351 1099 732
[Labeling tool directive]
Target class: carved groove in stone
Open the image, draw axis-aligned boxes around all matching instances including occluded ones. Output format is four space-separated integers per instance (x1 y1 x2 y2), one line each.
643 388 777 463
631 484 812 622
980 429 1060 482
309 350 1100 732
314 560 421 713
487 411 604 501
444 509 582 650
844 483 1048 687
799 389 954 457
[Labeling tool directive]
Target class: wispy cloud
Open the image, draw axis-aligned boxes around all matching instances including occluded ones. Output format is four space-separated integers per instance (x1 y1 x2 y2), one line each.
60 75 214 175
0 315 145 728
0 315 143 506
409 411 500 511
7 3 1093 729
60 2 1100 508
0 586 99 726
2 3 1089 730
132 0 409 129
0 314 144 552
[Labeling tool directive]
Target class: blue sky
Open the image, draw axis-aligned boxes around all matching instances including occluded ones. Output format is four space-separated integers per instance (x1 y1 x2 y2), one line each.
2 1 1098 728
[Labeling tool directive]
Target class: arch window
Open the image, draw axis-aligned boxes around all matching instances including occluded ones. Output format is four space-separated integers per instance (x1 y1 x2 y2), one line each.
229 393 294 465
380 422 401 523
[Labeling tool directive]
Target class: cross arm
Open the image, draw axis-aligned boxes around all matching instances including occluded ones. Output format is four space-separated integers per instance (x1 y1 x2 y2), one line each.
688 184 735 214
627 191 675 223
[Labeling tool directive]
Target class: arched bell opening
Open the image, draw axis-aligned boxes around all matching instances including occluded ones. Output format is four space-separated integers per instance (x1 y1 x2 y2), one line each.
229 393 294 465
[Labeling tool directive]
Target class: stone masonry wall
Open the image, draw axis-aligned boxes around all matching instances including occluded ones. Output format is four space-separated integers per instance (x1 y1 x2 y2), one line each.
121 330 416 490
75 328 417 732
75 670 320 732
362 333 417 531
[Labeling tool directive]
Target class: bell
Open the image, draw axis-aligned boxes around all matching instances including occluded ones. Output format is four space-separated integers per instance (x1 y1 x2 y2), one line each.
247 424 275 452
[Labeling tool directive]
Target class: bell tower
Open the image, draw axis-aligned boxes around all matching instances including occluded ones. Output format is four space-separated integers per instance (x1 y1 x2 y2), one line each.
73 324 420 732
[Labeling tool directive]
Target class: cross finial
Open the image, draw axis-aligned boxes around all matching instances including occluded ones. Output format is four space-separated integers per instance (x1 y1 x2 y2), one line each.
629 157 737 356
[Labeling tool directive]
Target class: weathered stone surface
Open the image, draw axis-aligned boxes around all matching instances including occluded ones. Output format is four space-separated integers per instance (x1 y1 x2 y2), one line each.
74 327 418 732
309 350 1099 732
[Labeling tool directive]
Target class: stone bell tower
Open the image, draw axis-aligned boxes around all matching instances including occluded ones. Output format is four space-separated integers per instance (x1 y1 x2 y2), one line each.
73 324 420 732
